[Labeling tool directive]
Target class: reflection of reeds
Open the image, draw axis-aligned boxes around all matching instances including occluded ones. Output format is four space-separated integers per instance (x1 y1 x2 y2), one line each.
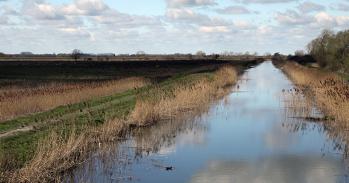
280 62 349 123
282 88 322 120
75 118 209 182
0 78 149 122
279 61 349 157
130 66 237 126
8 65 239 183
11 118 127 183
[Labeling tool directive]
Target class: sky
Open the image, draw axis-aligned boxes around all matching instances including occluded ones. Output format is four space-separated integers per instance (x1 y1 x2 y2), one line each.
0 0 348 54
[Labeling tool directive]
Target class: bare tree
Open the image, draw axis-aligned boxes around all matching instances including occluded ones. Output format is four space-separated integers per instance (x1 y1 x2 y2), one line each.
72 49 83 61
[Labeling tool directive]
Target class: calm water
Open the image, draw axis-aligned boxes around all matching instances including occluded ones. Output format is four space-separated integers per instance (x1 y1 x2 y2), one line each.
69 61 348 183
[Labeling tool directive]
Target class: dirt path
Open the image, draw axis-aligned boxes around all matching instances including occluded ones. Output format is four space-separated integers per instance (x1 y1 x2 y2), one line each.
0 93 134 139
0 126 34 139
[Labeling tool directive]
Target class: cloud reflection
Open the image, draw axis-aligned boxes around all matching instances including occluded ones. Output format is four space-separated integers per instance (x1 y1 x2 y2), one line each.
190 155 346 183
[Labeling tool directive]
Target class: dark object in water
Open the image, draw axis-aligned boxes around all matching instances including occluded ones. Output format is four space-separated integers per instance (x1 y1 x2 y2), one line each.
290 116 335 121
165 166 174 171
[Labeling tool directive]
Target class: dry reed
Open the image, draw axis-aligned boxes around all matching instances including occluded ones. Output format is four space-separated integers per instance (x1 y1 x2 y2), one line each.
11 118 127 183
0 77 149 122
8 65 239 182
130 66 238 126
280 61 349 156
281 62 349 123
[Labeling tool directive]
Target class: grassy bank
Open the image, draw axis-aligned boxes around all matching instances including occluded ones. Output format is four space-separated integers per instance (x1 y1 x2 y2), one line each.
0 64 243 182
0 77 149 121
130 66 238 126
275 61 349 156
278 61 349 122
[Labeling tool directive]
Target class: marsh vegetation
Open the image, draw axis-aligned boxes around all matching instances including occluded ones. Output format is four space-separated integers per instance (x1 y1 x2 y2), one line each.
68 62 349 183
276 61 349 160
0 78 149 121
0 60 248 182
1 49 348 183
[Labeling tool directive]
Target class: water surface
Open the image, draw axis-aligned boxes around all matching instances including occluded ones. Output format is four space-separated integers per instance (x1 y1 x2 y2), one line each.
70 61 348 183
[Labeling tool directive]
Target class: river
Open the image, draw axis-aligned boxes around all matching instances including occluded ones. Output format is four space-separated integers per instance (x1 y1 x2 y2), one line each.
67 61 348 183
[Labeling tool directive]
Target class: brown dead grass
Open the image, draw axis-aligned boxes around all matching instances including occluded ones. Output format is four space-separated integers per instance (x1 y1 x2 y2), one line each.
130 66 238 126
281 62 349 123
11 118 127 183
280 61 349 156
282 89 317 119
0 77 149 122
8 65 239 183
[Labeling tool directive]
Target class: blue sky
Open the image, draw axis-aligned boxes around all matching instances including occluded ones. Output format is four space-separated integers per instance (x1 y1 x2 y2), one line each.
0 0 349 54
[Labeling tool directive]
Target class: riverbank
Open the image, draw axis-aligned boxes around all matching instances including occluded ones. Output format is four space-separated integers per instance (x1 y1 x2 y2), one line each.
0 63 246 182
67 61 348 183
0 77 149 122
274 60 349 157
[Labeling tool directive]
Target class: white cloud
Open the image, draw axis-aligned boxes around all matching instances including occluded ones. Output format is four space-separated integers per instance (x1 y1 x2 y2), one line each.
166 0 217 8
275 8 349 29
199 25 229 33
257 25 272 34
235 0 297 4
336 16 349 26
68 0 108 16
275 10 313 25
314 12 349 27
25 3 64 20
0 0 348 54
166 8 203 20
0 15 9 24
314 12 334 26
216 6 252 14
298 2 325 13
331 3 349 12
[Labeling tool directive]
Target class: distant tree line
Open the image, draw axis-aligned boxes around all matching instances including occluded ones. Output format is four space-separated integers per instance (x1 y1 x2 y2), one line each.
307 29 349 72
0 49 266 62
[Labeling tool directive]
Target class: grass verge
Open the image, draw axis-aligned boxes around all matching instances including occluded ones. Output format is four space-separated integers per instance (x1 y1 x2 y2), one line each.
1 65 241 182
275 61 349 157
0 77 149 122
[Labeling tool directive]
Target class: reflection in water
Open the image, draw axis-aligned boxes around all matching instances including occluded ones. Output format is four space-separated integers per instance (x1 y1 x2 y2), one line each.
68 62 349 183
191 156 343 183
281 80 349 160
68 88 222 182
131 117 209 157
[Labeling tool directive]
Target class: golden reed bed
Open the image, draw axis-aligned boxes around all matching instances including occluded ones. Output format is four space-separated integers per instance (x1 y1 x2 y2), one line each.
8 66 238 183
279 61 349 158
0 78 149 122
280 62 349 123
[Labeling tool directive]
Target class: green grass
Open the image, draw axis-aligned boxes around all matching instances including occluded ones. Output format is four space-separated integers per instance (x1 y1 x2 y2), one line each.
0 90 137 169
0 70 217 171
0 90 136 133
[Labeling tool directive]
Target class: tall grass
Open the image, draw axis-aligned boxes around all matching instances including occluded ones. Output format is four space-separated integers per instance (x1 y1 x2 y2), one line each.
130 66 238 126
280 61 349 156
6 65 239 182
282 88 319 120
281 62 349 123
10 118 127 183
0 77 149 122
